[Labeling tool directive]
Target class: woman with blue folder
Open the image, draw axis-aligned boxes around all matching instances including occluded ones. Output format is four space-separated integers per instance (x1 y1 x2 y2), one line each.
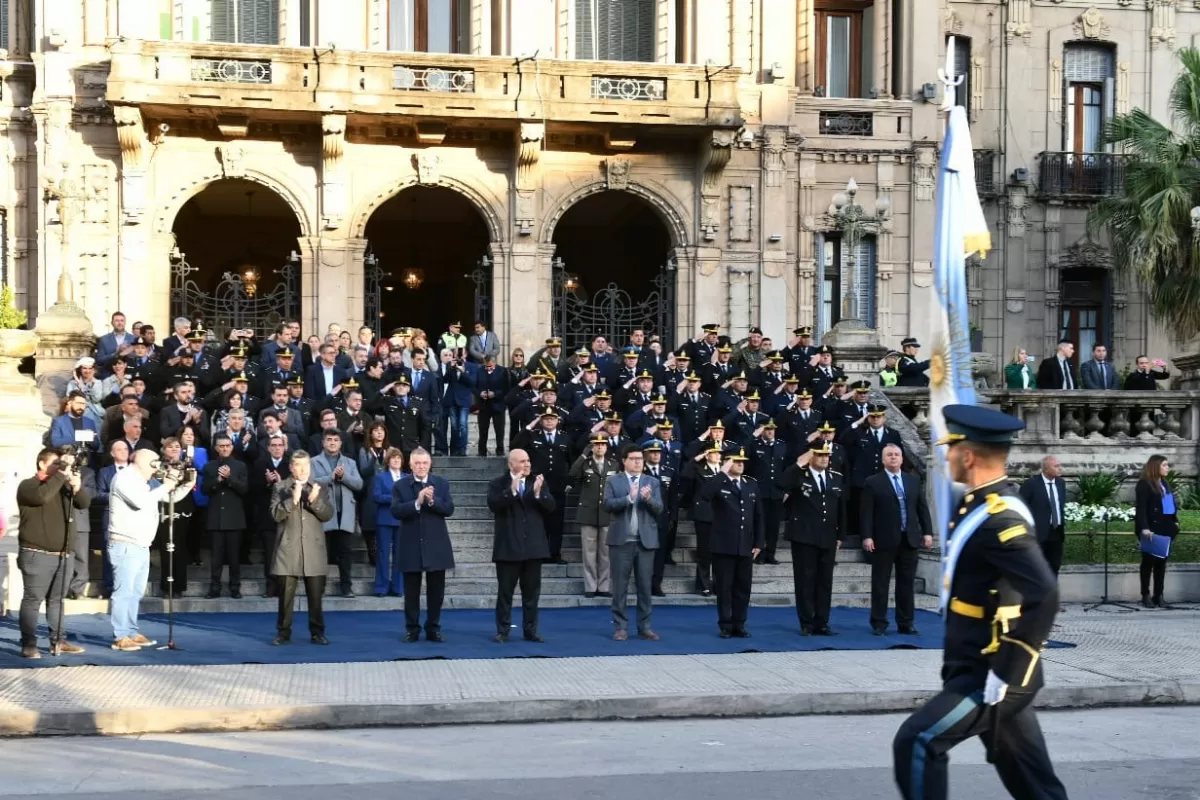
1135 454 1179 608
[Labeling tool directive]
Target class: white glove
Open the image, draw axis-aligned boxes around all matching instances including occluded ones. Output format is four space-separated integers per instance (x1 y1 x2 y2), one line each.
983 670 1008 706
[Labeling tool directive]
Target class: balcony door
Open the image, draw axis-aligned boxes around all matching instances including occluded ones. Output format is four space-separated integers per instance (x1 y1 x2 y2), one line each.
389 0 470 53
1058 268 1108 352
1063 44 1114 194
815 0 872 98
210 0 279 45
575 0 656 62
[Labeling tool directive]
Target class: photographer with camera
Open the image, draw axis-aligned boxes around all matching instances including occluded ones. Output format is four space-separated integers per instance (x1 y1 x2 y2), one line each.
108 449 194 652
16 447 93 658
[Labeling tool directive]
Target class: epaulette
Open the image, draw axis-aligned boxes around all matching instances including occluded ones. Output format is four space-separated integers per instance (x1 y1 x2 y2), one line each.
829 469 843 476
985 493 1010 514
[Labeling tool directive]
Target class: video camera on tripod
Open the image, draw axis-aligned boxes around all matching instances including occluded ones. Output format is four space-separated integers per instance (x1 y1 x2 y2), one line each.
151 455 196 485
52 446 81 476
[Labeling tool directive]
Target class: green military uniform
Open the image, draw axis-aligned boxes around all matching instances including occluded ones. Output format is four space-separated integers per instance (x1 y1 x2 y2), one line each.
893 404 1066 800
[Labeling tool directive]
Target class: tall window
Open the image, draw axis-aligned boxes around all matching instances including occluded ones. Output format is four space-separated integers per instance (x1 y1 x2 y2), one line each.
1059 268 1107 349
948 35 971 114
815 0 872 98
390 0 470 53
575 0 655 62
0 0 9 51
817 233 876 332
1064 43 1114 154
210 0 279 45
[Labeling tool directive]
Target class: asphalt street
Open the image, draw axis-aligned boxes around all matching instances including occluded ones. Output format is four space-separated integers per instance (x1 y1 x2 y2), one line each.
3 706 1199 799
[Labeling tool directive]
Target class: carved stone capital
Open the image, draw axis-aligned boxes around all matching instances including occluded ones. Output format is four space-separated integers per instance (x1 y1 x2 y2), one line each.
516 123 544 191
605 158 631 191
700 130 735 194
112 106 146 172
322 114 346 166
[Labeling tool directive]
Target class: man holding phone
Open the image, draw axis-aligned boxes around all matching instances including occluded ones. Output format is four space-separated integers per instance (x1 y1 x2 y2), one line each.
1124 355 1172 390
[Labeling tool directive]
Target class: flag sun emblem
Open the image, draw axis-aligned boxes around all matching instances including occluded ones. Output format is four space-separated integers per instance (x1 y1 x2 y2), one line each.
929 335 949 388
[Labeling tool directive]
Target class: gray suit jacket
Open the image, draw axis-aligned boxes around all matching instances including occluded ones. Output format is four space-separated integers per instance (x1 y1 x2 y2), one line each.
1079 359 1117 390
468 331 500 363
602 472 663 549
311 452 363 532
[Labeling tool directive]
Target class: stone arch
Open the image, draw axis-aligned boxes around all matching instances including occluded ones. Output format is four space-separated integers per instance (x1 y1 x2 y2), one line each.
152 167 314 238
349 176 503 242
540 180 690 249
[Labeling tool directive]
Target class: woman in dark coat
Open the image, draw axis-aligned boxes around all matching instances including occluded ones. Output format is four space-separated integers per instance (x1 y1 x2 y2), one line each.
357 422 391 568
391 448 455 642
1135 454 1180 608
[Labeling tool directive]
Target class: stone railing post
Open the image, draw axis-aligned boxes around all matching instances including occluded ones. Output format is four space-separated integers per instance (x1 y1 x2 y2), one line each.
33 276 96 416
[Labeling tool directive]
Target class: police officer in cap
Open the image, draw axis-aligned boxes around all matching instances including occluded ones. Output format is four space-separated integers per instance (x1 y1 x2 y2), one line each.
893 404 1065 800
749 419 788 564
699 447 764 638
897 337 931 387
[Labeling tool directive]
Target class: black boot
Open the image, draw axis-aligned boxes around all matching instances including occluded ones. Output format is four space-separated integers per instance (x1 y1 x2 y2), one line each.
1142 593 1153 608
206 584 221 599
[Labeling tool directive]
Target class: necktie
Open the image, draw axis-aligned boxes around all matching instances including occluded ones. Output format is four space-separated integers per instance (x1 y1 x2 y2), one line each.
1048 481 1060 526
630 476 640 537
893 473 908 530
875 429 882 443
518 478 525 496
1061 360 1071 389
1099 362 1107 385
413 372 420 390
817 472 826 494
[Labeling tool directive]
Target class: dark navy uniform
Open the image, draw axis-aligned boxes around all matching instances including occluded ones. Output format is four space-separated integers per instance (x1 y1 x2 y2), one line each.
699 458 764 637
893 405 1065 800
689 458 722 595
897 338 931 387
673 381 712 443
749 430 788 562
644 441 679 594
779 448 847 634
840 406 905 535
523 417 572 562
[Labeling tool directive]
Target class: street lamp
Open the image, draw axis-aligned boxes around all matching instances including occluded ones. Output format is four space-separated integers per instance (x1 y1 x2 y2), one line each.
829 178 890 329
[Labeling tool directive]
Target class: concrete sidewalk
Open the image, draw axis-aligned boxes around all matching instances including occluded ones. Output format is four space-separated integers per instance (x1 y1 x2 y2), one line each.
2 607 1199 737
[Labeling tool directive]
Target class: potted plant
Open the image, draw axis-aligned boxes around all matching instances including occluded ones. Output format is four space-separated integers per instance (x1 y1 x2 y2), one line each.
0 284 36 372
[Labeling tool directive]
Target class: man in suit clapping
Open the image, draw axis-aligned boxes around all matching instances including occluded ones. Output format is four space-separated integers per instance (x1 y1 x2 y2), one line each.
391 448 456 643
487 449 555 643
603 444 663 641
860 444 933 635
1018 455 1067 576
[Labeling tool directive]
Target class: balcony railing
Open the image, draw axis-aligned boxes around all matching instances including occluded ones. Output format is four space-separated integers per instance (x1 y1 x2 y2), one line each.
818 110 873 136
974 149 998 197
1037 152 1127 199
105 40 742 129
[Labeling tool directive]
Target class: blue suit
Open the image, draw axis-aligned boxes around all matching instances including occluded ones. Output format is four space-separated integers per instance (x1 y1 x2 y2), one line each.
95 331 132 376
50 414 101 461
371 469 407 595
433 364 475 456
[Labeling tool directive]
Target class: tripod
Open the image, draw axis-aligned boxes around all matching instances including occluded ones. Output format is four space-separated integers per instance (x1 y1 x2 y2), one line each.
158 492 184 650
1084 511 1138 613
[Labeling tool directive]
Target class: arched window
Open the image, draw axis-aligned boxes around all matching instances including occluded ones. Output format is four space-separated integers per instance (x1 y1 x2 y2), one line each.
210 0 279 45
575 0 655 62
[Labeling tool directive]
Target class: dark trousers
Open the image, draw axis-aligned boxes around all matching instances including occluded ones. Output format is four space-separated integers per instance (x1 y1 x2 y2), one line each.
209 528 243 587
546 490 566 559
276 575 326 637
478 405 505 454
760 499 784 558
712 552 753 633
694 521 713 591
325 530 354 592
893 675 1067 800
870 542 919 630
792 541 836 630
495 559 542 636
257 524 277 593
651 509 673 586
610 540 655 634
156 520 189 594
403 570 446 635
847 487 864 544
69 526 91 594
1140 550 1169 598
1040 528 1064 576
18 549 70 646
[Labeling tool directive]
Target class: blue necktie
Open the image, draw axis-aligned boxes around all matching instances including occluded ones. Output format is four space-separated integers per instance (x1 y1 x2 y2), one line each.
892 473 908 531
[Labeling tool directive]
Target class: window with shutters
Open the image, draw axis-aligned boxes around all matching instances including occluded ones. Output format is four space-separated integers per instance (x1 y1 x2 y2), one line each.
575 0 656 63
210 0 280 45
0 0 9 51
948 35 971 114
1064 43 1114 154
817 233 876 329
814 0 873 99
389 0 470 53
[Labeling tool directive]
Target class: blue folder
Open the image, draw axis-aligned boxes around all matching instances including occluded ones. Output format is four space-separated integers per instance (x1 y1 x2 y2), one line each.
1140 533 1172 559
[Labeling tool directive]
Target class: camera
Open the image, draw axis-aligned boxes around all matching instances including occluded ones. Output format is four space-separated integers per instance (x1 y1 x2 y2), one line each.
152 455 196 485
53 446 80 475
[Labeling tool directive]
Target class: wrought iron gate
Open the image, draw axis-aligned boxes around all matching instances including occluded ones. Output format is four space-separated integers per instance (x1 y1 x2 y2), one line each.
552 256 676 352
364 249 387 337
170 250 299 341
471 255 492 328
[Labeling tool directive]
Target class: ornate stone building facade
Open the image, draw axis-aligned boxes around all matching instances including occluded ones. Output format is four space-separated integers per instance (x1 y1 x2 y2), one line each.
0 1 1192 363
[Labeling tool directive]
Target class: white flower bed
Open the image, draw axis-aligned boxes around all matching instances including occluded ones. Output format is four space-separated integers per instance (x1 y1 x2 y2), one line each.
1062 502 1135 524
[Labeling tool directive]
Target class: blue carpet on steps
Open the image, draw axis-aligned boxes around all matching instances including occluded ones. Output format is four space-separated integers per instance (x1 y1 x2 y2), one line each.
0 605 1073 669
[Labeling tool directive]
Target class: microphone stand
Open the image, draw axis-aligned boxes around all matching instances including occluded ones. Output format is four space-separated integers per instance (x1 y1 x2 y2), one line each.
1084 509 1137 613
158 486 184 650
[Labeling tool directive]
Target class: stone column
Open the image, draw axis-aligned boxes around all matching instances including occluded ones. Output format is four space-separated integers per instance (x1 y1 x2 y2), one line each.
321 114 347 231
505 241 552 355
297 235 361 335
33 274 96 416
0 327 49 525
760 127 796 341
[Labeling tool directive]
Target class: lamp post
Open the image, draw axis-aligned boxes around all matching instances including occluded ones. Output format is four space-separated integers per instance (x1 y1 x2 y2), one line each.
829 178 890 330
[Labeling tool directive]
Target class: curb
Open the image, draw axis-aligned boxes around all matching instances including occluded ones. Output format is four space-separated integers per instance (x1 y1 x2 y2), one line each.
3 681 1199 737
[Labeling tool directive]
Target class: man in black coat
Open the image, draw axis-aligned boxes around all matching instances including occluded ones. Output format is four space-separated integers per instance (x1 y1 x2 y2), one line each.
1123 354 1172 390
202 433 250 598
1018 455 1067 575
749 421 788 564
699 448 765 638
840 403 905 535
475 356 510 456
860 444 933 634
391 448 456 642
369 376 432 459
487 448 556 642
1036 339 1078 390
779 444 847 635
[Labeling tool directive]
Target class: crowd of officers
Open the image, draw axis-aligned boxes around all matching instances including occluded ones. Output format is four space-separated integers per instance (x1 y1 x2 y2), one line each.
53 315 927 622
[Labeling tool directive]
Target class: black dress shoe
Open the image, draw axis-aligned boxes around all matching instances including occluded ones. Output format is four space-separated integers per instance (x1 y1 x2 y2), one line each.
340 589 355 598
493 633 509 643
732 629 751 638
523 632 544 643
701 588 712 597
549 557 568 565
799 627 813 637
664 556 677 566
898 626 920 636
763 556 780 565
66 591 80 600
426 632 445 643
205 586 220 599
872 628 887 636
598 591 612 598
403 632 419 643
311 634 329 645
585 591 597 599
271 634 291 646
814 626 839 637
719 631 732 639
652 588 666 598
230 588 242 599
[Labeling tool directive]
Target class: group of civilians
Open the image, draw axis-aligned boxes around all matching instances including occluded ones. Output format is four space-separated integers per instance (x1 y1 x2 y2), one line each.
1004 340 1172 390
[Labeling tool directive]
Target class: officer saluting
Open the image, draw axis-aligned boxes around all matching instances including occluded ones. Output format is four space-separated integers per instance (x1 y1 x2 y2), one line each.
893 405 1065 800
698 447 764 638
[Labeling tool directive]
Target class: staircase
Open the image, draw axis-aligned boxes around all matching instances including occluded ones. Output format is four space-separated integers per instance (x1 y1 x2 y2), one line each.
53 452 930 615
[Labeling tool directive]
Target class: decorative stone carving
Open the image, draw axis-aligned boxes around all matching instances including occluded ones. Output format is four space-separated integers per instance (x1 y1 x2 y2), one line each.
970 57 985 123
605 157 631 191
912 145 937 202
1150 0 1177 50
321 113 347 230
1006 0 1032 43
415 151 441 185
944 8 963 34
516 123 544 190
217 142 246 178
112 106 145 171
762 127 787 188
1005 184 1028 238
699 131 735 241
1049 59 1063 124
82 164 109 224
1074 7 1109 39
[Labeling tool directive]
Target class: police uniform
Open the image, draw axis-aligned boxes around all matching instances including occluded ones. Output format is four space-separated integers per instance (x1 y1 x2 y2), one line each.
685 324 721 365
897 337 932 388
525 409 572 562
369 376 432 456
782 326 818 373
700 448 764 637
644 440 679 595
893 405 1065 800
673 373 712 443
720 391 771 446
779 443 847 634
804 346 845 396
749 423 788 562
689 450 723 595
699 346 737 396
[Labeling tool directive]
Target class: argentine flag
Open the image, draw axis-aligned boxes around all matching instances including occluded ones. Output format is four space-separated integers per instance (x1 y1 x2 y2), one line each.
929 106 991 577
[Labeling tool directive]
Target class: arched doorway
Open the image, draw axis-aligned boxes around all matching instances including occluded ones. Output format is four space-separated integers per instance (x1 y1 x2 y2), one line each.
550 191 676 352
170 178 302 340
363 186 492 338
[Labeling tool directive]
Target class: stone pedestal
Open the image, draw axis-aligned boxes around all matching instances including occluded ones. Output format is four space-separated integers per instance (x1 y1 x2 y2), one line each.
0 329 50 522
1172 353 1200 391
822 320 887 384
33 281 96 416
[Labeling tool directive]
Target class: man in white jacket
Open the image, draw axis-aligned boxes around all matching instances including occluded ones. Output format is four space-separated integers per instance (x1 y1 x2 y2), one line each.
108 449 194 651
